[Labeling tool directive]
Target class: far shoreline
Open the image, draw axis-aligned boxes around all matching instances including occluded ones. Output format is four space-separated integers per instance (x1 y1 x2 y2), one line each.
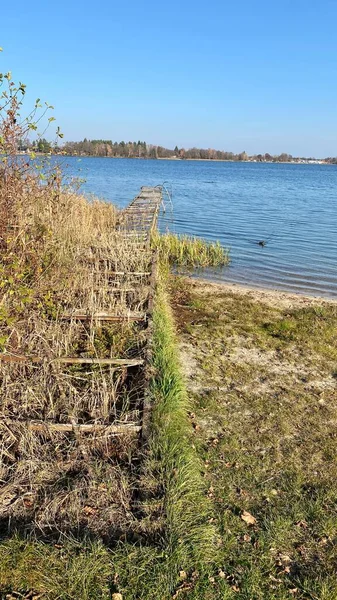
28 153 333 166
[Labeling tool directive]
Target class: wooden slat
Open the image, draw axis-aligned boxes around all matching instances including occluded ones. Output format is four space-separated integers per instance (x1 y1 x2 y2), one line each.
84 256 148 263
1 419 141 435
93 271 151 276
0 355 144 367
91 287 138 292
0 354 42 364
60 312 146 322
141 252 158 441
123 207 157 212
58 357 144 366
123 219 153 223
147 249 159 314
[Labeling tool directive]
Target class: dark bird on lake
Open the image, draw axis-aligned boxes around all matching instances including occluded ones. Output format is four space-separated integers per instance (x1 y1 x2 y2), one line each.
249 233 277 247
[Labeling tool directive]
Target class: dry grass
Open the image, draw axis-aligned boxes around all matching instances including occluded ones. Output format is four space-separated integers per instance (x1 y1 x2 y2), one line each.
0 157 155 541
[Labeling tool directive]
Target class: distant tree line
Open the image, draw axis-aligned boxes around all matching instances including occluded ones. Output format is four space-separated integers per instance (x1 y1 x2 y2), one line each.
57 140 253 161
17 137 337 164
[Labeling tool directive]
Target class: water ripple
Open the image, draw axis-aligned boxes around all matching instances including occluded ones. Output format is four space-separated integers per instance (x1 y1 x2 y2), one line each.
60 157 337 298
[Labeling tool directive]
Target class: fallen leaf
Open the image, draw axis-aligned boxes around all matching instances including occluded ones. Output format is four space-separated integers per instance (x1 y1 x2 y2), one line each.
243 534 251 542
278 553 292 565
295 520 308 529
297 545 307 557
231 585 240 592
172 583 192 599
179 570 187 581
208 486 214 498
218 570 226 578
23 495 35 508
112 594 123 600
241 510 257 526
82 505 97 516
97 483 108 492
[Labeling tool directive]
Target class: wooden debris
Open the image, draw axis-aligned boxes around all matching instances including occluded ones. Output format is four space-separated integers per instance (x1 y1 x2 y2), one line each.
1 419 141 435
58 357 144 366
61 312 146 322
0 355 144 367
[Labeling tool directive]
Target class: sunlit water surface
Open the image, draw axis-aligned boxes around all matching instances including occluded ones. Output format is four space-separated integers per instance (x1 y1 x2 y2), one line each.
60 157 337 298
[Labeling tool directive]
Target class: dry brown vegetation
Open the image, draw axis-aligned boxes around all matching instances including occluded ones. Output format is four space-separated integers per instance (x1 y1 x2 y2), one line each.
0 87 156 541
0 178 155 539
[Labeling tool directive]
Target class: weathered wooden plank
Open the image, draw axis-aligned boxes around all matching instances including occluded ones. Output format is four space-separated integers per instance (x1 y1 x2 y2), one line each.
61 312 146 322
58 357 144 366
0 354 42 364
0 355 144 367
93 271 151 276
1 419 141 435
147 250 158 314
91 287 139 292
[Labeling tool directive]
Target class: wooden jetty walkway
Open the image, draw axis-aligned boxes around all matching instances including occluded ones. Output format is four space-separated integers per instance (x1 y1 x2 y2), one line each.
118 185 162 242
0 186 163 438
0 186 164 540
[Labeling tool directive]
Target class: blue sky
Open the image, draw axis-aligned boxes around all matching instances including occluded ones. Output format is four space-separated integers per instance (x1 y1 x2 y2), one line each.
1 0 337 156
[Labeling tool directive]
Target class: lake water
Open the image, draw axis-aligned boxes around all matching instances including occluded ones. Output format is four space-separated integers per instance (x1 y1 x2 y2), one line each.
62 157 337 298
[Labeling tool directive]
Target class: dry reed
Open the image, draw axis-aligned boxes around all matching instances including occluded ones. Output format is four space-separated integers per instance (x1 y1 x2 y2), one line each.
0 95 154 539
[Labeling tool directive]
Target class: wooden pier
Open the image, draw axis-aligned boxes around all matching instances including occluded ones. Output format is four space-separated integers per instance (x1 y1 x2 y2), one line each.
118 185 162 241
0 187 163 439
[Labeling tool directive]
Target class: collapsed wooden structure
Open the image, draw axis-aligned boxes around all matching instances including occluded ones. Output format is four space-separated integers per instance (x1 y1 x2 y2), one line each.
0 186 163 539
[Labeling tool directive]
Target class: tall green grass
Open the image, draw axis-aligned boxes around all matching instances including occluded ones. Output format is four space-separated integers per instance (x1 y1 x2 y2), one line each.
107 267 220 598
148 269 218 566
152 232 229 268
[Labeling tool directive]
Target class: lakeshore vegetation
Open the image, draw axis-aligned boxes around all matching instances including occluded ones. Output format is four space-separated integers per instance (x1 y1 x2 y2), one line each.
19 137 337 164
170 277 337 600
0 63 229 598
1 61 337 600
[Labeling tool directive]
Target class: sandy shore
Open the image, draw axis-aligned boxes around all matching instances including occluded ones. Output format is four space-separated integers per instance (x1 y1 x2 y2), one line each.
188 277 337 310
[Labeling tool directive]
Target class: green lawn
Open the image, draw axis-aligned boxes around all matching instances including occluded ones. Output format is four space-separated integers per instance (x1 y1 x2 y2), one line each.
170 277 337 600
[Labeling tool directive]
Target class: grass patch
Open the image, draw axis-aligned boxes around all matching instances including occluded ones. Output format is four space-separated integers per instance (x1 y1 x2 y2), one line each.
152 232 229 268
0 538 113 599
170 276 337 599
